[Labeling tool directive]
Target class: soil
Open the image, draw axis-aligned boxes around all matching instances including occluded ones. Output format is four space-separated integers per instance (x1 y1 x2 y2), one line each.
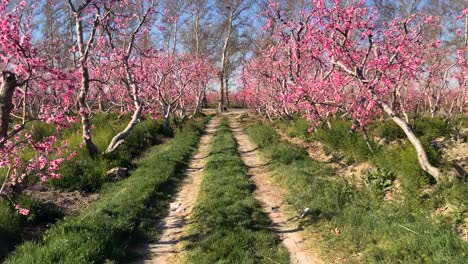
333 162 371 188
441 140 468 181
132 116 221 264
454 224 468 243
276 130 333 163
0 188 99 261
229 113 323 264
26 188 99 215
433 202 468 242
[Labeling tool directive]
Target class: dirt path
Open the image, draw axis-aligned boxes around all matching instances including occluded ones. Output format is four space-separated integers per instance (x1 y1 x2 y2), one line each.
228 113 323 264
134 116 221 264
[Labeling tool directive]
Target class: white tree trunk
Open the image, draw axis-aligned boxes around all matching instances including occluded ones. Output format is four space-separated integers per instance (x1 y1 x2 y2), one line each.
379 100 441 181
71 5 99 157
218 10 233 113
105 103 142 154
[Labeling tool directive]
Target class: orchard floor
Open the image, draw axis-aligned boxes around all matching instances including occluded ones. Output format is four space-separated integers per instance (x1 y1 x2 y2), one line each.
119 109 468 264
131 110 323 264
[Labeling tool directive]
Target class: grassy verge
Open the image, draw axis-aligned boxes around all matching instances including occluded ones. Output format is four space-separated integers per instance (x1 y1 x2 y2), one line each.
2 114 173 192
184 118 289 264
0 115 174 260
245 121 468 263
4 118 207 264
274 117 468 229
50 115 173 192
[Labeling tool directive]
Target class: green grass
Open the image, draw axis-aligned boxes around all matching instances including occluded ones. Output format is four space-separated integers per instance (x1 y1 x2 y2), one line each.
50 116 170 192
184 118 289 264
274 117 467 205
245 122 468 264
1 114 178 260
275 116 311 140
4 118 207 264
0 201 21 255
6 114 170 192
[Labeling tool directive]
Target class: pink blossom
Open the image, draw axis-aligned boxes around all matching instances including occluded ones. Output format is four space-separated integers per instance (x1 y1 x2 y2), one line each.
15 205 30 216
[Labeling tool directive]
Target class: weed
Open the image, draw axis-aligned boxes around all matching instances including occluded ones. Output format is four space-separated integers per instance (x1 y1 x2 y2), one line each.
363 168 396 197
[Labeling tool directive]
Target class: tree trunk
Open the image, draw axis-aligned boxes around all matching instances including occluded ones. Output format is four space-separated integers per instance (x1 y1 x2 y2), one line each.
218 10 233 113
361 127 374 153
164 116 170 128
218 72 225 112
105 104 142 154
191 97 201 118
163 104 171 128
225 77 230 108
379 100 441 181
464 13 467 47
194 8 200 56
0 71 17 147
172 21 178 55
191 90 204 118
98 93 103 112
104 2 153 154
72 8 99 157
105 60 143 154
181 107 187 121
78 66 98 157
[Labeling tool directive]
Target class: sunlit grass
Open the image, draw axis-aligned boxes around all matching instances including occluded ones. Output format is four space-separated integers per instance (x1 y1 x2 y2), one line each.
246 121 468 263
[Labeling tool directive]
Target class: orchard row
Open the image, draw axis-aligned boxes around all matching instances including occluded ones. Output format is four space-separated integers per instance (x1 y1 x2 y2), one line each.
1 0 218 199
243 1 467 181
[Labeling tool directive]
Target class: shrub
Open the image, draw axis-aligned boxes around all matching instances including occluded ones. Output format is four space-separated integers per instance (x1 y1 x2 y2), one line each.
413 117 451 140
314 120 372 162
0 195 64 261
0 201 21 242
371 121 406 141
117 119 165 158
49 153 109 192
14 195 64 225
276 117 310 139
25 121 56 142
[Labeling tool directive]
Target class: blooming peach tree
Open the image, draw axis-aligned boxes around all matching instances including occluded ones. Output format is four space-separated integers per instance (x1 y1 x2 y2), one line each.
243 0 466 181
0 0 77 212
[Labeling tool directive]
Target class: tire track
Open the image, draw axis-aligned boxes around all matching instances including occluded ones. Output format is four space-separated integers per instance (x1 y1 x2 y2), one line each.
134 116 221 264
228 113 323 264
